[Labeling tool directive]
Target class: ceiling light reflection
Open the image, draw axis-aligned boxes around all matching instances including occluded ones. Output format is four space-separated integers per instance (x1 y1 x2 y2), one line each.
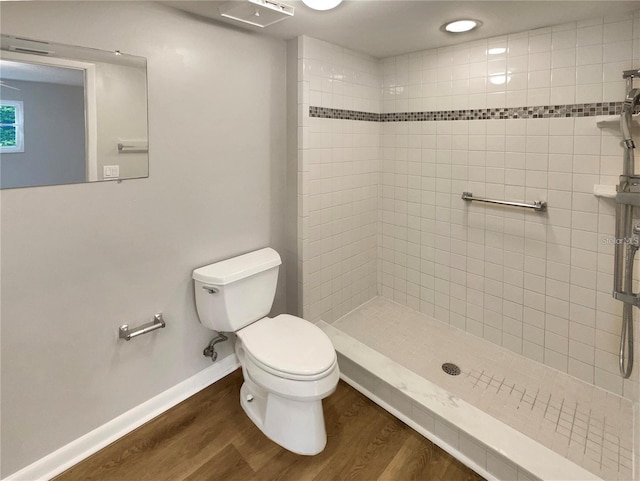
489 73 511 85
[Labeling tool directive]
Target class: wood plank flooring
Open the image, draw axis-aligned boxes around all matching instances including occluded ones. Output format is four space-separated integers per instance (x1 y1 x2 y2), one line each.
55 369 485 481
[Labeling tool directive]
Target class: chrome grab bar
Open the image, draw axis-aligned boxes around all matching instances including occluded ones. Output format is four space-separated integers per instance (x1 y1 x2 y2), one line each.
117 142 148 154
119 313 166 341
461 192 547 212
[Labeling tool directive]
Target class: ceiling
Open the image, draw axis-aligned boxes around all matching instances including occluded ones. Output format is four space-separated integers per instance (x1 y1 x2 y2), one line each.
165 0 640 58
0 59 84 86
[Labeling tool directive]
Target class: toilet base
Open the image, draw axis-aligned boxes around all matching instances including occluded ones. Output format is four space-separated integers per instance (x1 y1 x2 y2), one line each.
239 376 328 455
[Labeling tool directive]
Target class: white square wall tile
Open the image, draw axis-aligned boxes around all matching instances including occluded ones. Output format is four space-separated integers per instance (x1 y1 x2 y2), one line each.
517 469 543 481
552 29 577 51
576 84 603 103
551 67 576 87
433 417 459 449
603 19 633 44
412 401 435 431
529 52 552 71
550 86 575 104
487 451 519 480
576 64 603 84
459 433 488 470
603 41 633 63
530 34 552 54
576 45 603 66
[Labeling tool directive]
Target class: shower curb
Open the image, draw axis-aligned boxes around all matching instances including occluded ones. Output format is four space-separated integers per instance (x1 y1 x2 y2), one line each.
338 370 498 481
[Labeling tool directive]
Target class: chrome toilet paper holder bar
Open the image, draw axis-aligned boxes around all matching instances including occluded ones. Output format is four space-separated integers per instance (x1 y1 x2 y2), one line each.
119 313 166 341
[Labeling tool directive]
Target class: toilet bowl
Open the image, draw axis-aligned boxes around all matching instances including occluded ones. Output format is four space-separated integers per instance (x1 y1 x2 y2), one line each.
192 248 339 455
235 314 339 454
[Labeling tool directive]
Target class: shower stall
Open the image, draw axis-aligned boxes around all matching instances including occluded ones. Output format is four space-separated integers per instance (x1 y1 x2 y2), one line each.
293 11 640 481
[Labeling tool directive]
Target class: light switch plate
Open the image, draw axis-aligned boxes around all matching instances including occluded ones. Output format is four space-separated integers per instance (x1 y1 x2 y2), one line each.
103 165 120 178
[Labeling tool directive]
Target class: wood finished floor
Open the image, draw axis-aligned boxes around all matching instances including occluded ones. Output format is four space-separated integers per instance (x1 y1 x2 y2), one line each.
55 369 485 481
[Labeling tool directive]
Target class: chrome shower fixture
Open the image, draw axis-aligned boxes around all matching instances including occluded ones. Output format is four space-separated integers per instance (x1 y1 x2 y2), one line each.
623 89 640 111
622 88 640 150
613 66 640 379
622 68 640 79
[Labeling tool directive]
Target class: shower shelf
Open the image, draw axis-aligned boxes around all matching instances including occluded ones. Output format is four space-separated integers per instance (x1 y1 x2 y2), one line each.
596 114 640 130
593 184 616 198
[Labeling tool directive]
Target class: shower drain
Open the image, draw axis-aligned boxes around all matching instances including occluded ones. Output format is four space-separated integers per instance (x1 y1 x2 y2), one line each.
442 362 461 376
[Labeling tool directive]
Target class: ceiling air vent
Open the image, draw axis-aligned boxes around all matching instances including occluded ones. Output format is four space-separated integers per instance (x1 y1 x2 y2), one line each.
219 0 294 28
8 46 54 56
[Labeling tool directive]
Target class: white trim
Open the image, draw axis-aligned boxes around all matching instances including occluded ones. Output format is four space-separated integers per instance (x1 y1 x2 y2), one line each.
83 63 97 181
0 51 98 180
2 355 240 481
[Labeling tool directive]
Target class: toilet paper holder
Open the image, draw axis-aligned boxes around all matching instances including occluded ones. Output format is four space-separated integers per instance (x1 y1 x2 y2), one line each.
119 313 166 341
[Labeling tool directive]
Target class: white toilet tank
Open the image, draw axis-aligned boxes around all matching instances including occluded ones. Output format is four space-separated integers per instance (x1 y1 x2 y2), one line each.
192 248 281 332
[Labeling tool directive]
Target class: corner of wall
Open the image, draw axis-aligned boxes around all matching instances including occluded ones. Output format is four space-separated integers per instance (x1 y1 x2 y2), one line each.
297 36 381 323
285 38 301 316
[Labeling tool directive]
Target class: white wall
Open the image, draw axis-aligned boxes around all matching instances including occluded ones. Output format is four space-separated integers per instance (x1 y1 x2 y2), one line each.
302 9 640 400
297 37 381 322
379 11 640 399
0 2 287 477
298 13 640 481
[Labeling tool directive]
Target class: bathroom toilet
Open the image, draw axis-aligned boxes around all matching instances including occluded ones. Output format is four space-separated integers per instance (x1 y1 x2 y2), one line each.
192 248 340 455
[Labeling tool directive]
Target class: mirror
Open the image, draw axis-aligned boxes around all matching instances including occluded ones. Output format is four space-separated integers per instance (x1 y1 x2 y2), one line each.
0 35 148 189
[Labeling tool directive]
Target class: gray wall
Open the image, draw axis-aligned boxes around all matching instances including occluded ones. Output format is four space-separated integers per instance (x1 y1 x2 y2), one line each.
1 80 86 188
94 61 148 181
0 2 287 477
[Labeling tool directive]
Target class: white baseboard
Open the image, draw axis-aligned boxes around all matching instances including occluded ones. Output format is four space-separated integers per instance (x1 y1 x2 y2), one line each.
3 355 240 481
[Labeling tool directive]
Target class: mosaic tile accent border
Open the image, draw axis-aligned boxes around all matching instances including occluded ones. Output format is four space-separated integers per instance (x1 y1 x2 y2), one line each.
308 107 380 122
310 102 628 122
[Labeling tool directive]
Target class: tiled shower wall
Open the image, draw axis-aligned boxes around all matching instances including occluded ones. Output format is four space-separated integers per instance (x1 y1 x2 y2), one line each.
379 12 640 399
298 10 640 398
297 36 380 322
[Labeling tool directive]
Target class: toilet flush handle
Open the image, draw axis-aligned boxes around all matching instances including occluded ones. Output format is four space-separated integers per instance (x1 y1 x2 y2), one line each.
203 286 219 294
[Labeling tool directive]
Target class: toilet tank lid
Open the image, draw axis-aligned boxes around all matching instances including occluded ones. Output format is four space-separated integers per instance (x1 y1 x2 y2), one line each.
192 247 281 285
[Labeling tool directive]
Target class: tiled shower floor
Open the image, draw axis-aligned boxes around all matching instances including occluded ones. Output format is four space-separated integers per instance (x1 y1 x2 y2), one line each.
330 297 634 481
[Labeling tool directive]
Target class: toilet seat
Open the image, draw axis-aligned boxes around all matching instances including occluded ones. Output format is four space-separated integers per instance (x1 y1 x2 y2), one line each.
237 314 337 380
245 350 338 381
